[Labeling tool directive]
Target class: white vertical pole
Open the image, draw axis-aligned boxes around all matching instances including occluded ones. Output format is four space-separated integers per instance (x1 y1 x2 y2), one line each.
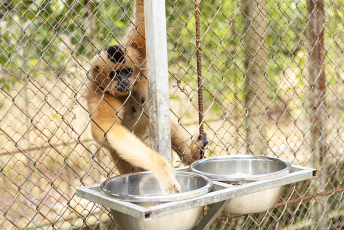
144 0 172 163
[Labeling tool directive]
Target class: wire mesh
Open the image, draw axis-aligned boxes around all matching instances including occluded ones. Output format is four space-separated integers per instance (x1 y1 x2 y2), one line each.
0 0 343 229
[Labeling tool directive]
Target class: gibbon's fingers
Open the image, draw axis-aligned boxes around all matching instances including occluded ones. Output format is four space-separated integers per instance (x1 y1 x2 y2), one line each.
93 118 181 194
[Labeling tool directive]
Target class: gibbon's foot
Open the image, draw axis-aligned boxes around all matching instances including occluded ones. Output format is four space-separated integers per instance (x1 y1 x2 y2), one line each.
181 133 209 165
198 132 209 158
197 132 209 148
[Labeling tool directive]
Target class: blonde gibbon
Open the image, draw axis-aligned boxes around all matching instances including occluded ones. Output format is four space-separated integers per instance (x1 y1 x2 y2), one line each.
86 0 208 194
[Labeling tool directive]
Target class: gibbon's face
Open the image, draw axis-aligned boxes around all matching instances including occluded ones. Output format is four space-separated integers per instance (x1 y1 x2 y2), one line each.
89 45 143 96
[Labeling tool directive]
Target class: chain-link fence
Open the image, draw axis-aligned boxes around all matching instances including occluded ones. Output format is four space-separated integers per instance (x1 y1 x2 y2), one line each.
1 0 343 229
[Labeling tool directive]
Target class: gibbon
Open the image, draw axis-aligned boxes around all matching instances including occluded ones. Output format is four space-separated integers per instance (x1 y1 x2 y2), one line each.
86 0 208 194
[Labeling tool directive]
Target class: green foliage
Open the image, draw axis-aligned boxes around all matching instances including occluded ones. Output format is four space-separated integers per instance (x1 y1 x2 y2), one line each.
0 0 131 83
1 0 343 111
166 0 312 112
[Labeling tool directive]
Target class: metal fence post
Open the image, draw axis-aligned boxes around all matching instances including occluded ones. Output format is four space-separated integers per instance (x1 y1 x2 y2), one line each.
144 0 172 163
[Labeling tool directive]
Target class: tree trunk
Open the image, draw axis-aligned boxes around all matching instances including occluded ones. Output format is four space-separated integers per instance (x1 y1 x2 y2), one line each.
307 0 328 229
243 0 268 155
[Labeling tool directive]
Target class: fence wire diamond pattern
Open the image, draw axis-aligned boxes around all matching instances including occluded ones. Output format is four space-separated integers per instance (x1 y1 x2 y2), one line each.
0 0 343 229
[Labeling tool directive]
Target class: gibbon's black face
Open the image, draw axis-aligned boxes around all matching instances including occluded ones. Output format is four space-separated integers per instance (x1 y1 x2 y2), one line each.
91 45 143 96
109 67 133 93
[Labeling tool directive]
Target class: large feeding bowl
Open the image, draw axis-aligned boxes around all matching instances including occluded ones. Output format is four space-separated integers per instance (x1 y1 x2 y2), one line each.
101 171 213 230
190 155 291 214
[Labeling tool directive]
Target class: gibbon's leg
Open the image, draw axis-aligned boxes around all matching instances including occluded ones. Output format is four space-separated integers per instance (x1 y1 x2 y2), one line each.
170 120 208 165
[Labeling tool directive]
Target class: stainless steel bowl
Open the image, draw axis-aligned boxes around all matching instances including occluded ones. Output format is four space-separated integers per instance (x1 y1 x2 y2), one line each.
190 155 291 214
101 171 213 230
221 183 285 214
190 155 291 182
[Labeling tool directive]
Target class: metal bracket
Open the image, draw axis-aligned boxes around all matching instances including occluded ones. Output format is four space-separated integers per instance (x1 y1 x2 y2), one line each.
194 200 230 230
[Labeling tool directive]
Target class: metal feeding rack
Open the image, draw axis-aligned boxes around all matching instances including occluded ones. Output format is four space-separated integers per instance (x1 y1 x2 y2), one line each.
76 165 316 230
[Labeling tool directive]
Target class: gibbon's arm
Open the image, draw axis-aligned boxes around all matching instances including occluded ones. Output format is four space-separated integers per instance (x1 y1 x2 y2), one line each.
123 0 146 58
90 96 180 194
170 120 207 165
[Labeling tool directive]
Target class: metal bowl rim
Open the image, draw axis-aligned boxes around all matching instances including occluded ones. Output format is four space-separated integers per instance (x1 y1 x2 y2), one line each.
190 155 292 182
100 171 213 202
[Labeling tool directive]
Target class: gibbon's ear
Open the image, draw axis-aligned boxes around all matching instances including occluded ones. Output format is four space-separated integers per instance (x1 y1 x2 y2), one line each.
106 45 125 64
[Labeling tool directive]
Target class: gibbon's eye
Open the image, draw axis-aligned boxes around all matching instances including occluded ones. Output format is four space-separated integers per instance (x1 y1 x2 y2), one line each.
118 68 133 78
106 45 125 63
109 68 133 80
109 71 116 80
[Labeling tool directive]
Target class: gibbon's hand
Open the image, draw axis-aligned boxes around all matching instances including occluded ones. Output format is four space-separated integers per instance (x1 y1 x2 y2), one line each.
157 166 181 194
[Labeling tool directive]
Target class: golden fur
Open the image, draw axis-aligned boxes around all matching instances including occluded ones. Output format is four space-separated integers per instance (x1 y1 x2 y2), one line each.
86 0 207 194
